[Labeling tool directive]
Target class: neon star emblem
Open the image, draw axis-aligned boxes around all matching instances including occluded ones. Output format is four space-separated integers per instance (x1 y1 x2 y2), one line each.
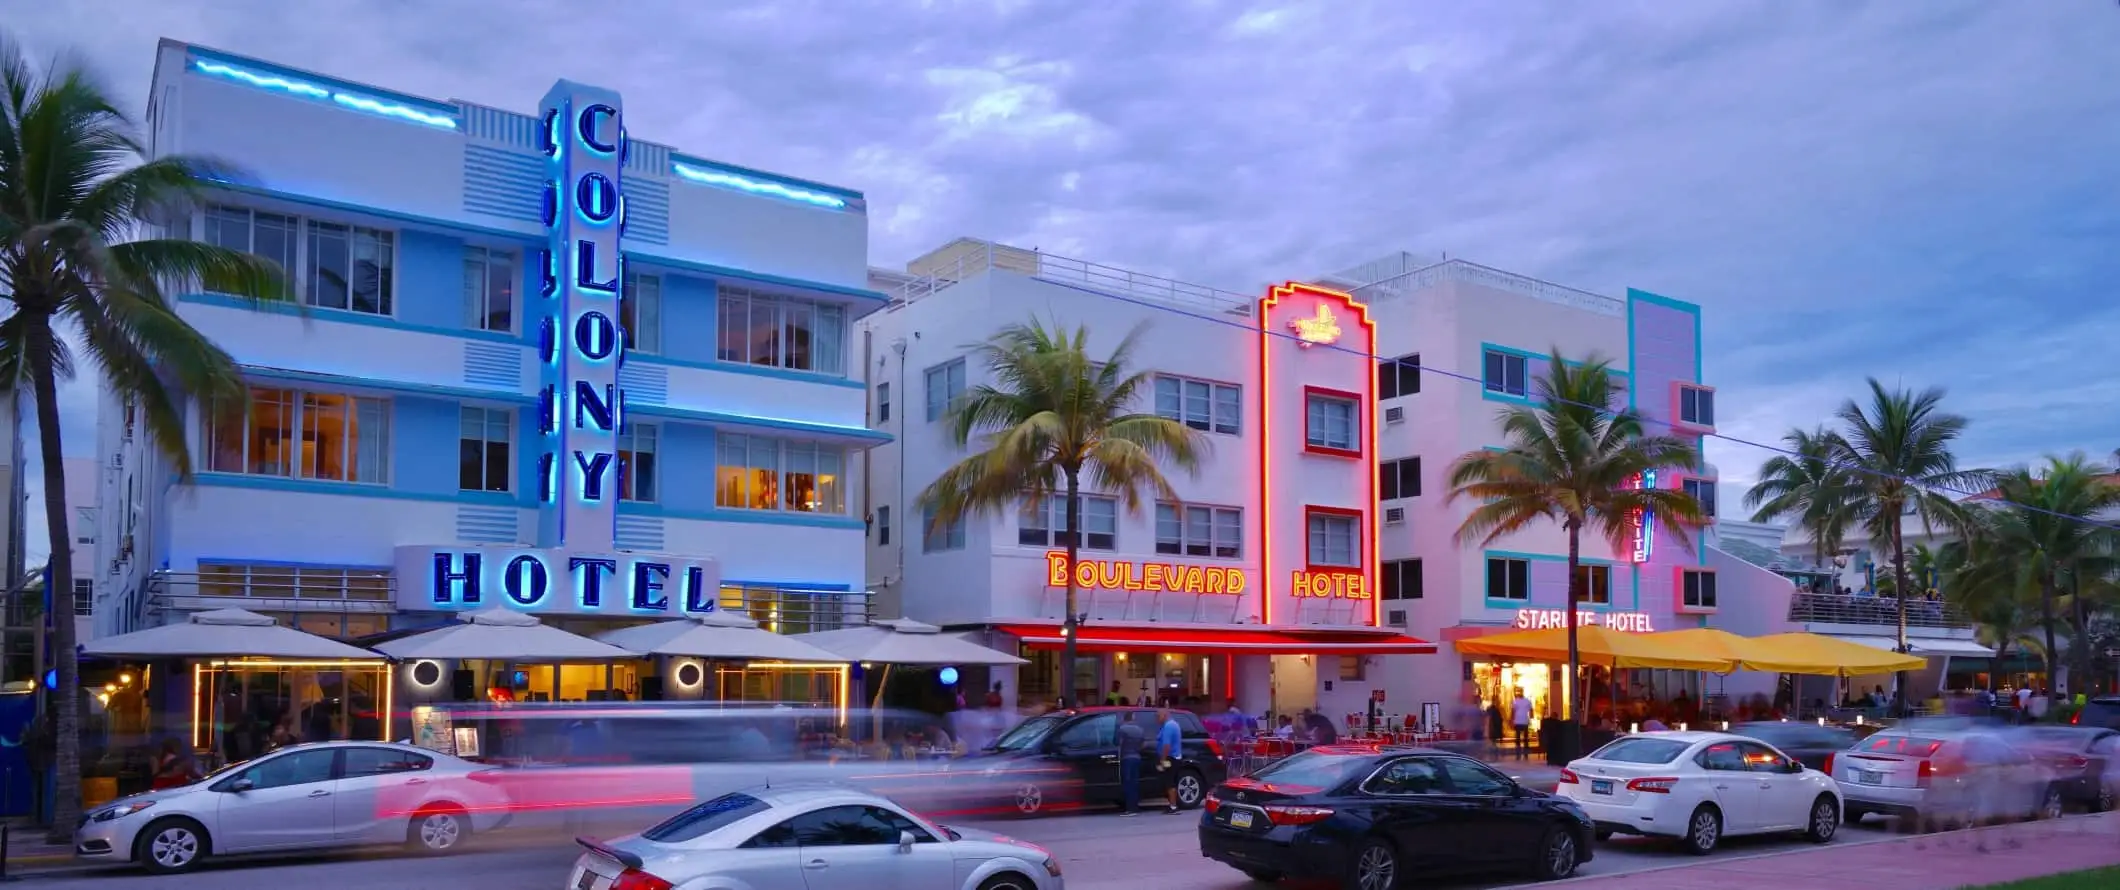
1290 304 1342 348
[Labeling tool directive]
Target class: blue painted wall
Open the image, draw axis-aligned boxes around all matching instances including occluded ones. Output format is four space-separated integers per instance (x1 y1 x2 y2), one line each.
396 230 465 331
657 423 719 512
661 274 718 364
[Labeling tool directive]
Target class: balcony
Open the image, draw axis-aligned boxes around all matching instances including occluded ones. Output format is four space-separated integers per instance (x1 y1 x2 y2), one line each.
1787 592 1970 630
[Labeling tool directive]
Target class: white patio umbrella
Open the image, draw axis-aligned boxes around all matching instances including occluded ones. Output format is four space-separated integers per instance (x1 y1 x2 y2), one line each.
82 608 381 660
597 611 848 662
372 608 637 661
794 618 1026 667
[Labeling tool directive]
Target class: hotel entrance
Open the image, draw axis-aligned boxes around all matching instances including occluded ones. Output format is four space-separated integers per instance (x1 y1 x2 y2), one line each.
1473 660 1555 736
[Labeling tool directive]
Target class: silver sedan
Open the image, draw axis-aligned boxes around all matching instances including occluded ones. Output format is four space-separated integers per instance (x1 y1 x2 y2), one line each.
566 784 1064 890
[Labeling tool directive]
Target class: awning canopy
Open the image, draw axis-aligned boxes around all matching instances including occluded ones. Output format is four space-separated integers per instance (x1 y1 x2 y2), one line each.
82 608 382 660
995 623 1436 655
794 619 1025 666
597 611 848 663
1454 625 1735 671
1904 638 1996 657
373 608 637 662
1740 633 1929 676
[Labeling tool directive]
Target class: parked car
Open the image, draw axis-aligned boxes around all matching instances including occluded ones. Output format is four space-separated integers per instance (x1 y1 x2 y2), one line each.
959 707 1227 815
1555 731 1842 855
2075 696 2120 731
1828 728 2063 829
75 741 512 874
1726 722 1858 771
566 784 1063 890
1199 744 1594 888
1999 726 2118 812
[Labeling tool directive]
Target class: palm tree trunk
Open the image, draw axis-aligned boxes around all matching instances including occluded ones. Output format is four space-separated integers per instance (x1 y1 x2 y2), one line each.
1564 522 1582 722
28 320 83 842
1891 519 1912 717
2039 575 2059 701
2068 573 2091 700
1059 472 1081 710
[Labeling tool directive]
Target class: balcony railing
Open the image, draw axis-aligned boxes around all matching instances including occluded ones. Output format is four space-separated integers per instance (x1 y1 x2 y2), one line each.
893 238 1256 316
1787 592 1970 630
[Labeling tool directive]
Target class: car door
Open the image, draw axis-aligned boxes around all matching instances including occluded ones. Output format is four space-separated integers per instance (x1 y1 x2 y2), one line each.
1126 711 1167 797
1694 741 1764 834
794 804 955 890
333 746 436 843
210 748 341 852
1363 756 1472 867
1435 756 1549 863
1738 742 1810 831
1049 713 1123 802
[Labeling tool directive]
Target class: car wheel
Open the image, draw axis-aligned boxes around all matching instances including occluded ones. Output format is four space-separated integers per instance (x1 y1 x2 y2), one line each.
408 809 467 853
2095 782 2115 814
1682 805 1721 856
1530 826 1580 880
1347 838 1399 890
1805 795 1840 843
2033 785 2064 822
1173 769 1207 810
1012 782 1044 816
1241 868 1284 883
978 873 1038 890
133 817 209 875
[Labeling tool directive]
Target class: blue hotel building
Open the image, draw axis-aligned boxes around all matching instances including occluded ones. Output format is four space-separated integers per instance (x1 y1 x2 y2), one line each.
94 40 888 704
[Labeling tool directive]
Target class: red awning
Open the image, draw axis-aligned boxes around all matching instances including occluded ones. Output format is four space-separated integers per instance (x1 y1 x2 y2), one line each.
994 623 1435 656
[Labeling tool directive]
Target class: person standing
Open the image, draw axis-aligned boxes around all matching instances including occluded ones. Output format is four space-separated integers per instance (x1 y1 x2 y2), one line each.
1486 699 1504 757
1116 716 1146 816
1156 708 1184 815
1510 688 1534 756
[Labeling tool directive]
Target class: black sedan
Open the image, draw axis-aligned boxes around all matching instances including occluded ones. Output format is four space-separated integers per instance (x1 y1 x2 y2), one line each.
1726 721 1858 771
1198 745 1593 889
2004 725 2118 812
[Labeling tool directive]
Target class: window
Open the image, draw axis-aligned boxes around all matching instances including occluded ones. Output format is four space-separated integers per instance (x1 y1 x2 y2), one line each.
1382 559 1422 600
1306 512 1359 567
204 386 389 483
203 206 298 287
1436 757 1515 796
921 504 965 552
1380 457 1420 499
1339 655 1365 681
715 285 846 375
1365 757 1445 795
1486 557 1530 600
1697 741 1747 772
342 747 433 777
876 382 890 423
924 359 967 422
462 246 515 333
305 220 394 315
1483 349 1528 397
1573 564 1611 605
774 805 935 847
1740 742 1794 773
1056 713 1118 750
1304 392 1358 452
74 507 94 545
715 433 843 513
72 580 92 616
618 422 659 503
622 272 664 354
195 562 392 604
1683 570 1718 609
457 406 512 493
650 793 770 845
237 749 337 791
1379 354 1420 399
1683 477 1718 518
1154 503 1242 558
1020 496 1117 551
1152 375 1240 434
875 506 890 546
1679 386 1715 426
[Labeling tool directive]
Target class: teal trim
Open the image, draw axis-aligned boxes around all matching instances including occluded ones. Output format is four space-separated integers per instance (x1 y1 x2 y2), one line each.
632 354 866 390
625 251 888 304
194 555 394 570
1625 288 1701 316
182 292 532 346
1485 549 1613 566
242 365 536 405
1632 563 1643 611
619 502 865 531
208 182 535 242
1624 296 1638 411
191 471 534 507
666 152 863 203
1478 342 1629 405
1484 596 1532 609
188 49 460 120
629 403 891 444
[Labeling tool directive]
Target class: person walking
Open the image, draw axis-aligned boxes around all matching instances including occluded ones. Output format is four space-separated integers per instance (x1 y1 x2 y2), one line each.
1156 708 1184 815
1486 699 1504 757
1510 688 1534 756
1116 715 1146 816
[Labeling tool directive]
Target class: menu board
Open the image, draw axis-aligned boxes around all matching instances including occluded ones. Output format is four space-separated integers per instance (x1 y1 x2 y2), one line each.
411 706 456 756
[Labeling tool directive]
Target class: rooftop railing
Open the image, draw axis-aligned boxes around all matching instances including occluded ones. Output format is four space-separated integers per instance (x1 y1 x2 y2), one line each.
1787 592 1970 630
892 239 1256 316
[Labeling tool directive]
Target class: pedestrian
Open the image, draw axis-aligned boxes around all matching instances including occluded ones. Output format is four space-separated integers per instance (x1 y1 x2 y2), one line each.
1117 714 1145 816
1510 688 1533 756
1155 708 1184 814
150 739 201 791
1486 699 1504 756
1105 681 1123 706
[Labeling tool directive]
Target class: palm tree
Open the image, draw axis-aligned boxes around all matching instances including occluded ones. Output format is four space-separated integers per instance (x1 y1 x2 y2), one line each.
1950 525 2048 695
1830 379 1983 716
1447 352 1707 724
918 319 1207 708
1980 454 2120 696
1744 426 1859 568
0 38 286 839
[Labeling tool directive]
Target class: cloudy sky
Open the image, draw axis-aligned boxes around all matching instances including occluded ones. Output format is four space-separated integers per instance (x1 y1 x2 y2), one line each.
10 1 2120 560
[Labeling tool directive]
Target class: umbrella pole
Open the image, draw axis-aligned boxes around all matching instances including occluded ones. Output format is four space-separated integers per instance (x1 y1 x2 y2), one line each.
870 663 893 742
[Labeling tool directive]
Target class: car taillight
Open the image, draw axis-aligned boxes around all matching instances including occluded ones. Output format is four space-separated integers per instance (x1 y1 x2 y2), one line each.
1205 738 1225 757
1626 777 1678 794
1822 753 1835 776
609 868 674 890
1203 796 1222 815
1262 804 1334 826
1917 760 1934 786
2057 754 2090 771
1558 768 1580 784
2071 711 2082 725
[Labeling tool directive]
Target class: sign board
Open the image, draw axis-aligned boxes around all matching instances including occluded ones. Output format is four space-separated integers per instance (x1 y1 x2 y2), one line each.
1371 688 1386 704
397 544 723 616
1292 570 1369 599
1044 552 1246 595
1513 609 1656 633
2105 647 2120 658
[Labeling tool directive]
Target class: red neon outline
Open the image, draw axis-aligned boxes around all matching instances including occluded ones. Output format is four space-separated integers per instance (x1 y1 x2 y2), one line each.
1668 381 1718 434
1675 565 1719 614
1257 282 1380 627
1300 385 1365 458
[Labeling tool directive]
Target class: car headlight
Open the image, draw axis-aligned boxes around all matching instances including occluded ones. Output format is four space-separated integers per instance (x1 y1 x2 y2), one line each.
1042 855 1062 877
93 800 156 822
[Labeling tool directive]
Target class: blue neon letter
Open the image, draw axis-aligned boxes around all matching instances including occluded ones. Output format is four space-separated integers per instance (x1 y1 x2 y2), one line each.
432 551 482 605
537 452 557 503
573 450 615 501
576 173 617 223
631 562 671 611
575 240 617 293
504 555 550 606
577 104 618 154
572 557 618 607
573 381 615 431
573 312 617 361
681 566 716 613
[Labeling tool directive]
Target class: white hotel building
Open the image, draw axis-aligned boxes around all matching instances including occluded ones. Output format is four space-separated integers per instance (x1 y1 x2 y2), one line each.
863 243 1800 724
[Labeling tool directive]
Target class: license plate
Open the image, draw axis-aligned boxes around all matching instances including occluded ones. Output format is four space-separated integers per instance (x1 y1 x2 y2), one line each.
1230 810 1255 829
1856 770 1883 785
1591 779 1614 795
574 872 599 890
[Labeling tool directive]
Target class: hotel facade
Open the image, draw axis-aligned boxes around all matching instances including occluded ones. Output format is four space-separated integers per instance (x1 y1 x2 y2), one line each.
94 41 886 705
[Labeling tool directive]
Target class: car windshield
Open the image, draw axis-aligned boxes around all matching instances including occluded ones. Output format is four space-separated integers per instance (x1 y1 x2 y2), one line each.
1587 737 1690 764
641 793 770 843
1856 735 1945 757
991 715 1064 752
1246 751 1369 791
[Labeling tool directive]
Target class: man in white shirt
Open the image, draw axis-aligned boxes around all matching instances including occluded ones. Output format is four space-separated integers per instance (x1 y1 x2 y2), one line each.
1510 689 1534 755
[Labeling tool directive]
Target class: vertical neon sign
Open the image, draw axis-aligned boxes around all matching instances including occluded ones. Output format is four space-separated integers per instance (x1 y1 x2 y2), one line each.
1630 470 1657 563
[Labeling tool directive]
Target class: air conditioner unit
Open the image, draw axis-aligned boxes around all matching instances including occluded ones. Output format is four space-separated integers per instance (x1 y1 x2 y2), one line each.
1384 406 1405 424
1387 609 1408 626
1384 507 1405 524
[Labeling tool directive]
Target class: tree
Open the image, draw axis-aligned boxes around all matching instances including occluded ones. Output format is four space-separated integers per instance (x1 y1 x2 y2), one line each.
0 37 286 839
1978 454 2120 696
1744 426 1859 568
917 319 1206 708
1830 379 1983 716
1951 520 2049 693
1447 352 1707 723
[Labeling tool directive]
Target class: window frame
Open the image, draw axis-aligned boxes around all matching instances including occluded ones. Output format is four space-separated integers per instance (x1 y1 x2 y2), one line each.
462 245 517 334
617 422 660 503
1681 476 1718 519
1681 569 1718 610
203 204 396 319
924 358 968 423
457 405 514 494
1485 557 1530 602
921 503 966 552
714 432 845 514
1020 496 1118 551
1572 563 1612 606
1302 386 1362 457
1381 558 1422 601
1304 506 1363 570
874 505 891 546
1677 385 1716 428
1483 349 1529 398
203 385 392 485
714 284 848 376
1380 457 1420 500
623 271 665 355
1151 374 1241 435
1378 353 1420 399
303 218 396 316
1154 502 1243 559
876 381 890 424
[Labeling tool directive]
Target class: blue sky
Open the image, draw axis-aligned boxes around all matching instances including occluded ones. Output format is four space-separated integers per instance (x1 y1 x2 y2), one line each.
10 1 2120 560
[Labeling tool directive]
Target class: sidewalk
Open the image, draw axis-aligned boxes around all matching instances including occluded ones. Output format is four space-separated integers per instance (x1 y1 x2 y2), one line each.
0 820 80 874
1554 812 2120 890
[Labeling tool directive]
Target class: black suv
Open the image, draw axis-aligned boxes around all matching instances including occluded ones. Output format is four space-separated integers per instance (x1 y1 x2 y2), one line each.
965 707 1228 816
2077 697 2120 731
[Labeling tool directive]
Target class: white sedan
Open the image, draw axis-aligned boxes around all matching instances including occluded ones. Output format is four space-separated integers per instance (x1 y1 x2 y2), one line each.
567 784 1064 890
1555 731 1842 854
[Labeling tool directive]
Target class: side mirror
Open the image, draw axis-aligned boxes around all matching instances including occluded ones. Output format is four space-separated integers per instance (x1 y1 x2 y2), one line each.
227 778 254 793
1786 762 1807 774
897 830 916 852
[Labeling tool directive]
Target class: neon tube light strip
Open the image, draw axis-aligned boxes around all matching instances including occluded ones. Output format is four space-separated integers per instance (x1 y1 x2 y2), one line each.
671 162 849 209
193 59 458 130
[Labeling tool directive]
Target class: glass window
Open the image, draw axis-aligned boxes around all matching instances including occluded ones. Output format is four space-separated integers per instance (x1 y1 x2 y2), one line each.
342 747 432 777
1380 457 1420 500
922 504 965 552
1366 757 1445 795
619 422 659 503
1436 757 1515 796
622 272 663 355
1680 387 1715 426
205 386 387 483
1696 741 1749 771
1304 393 1357 451
1573 564 1611 605
1152 375 1240 434
1250 750 1371 789
1379 354 1419 399
463 247 515 333
1055 714 1118 750
714 286 847 374
1588 737 1690 764
1154 502 1241 558
1382 559 1422 600
459 406 511 493
1684 478 1718 518
716 433 844 514
876 382 890 423
1483 350 1528 397
782 805 933 847
1683 571 1718 608
1306 513 1358 567
1022 496 1118 551
1739 742 1795 773
650 793 770 844
925 359 967 422
1486 558 1529 600
240 749 336 790
875 505 890 546
305 221 393 315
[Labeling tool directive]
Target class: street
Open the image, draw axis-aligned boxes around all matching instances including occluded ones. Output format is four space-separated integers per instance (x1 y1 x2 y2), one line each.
20 809 1912 889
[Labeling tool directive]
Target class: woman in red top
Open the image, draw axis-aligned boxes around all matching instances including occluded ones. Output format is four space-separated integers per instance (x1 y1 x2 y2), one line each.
149 739 200 790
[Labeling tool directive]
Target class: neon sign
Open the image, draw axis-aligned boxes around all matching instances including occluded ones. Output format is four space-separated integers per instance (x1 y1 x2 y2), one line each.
1630 471 1657 563
1513 609 1655 632
1044 552 1246 595
397 545 722 616
1291 570 1369 599
1290 304 1343 348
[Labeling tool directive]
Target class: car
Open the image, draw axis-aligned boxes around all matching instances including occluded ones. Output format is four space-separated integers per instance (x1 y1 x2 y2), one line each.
1997 726 2118 812
960 707 1228 815
1198 744 1594 888
1556 730 1842 855
564 783 1064 890
1827 728 2063 829
2075 696 2120 731
1725 721 1857 772
75 741 512 874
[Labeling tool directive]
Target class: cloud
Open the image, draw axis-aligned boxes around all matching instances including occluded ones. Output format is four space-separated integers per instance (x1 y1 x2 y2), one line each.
6 0 2118 540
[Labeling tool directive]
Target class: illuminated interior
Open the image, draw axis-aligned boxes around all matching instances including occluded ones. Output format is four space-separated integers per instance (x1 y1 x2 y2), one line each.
1474 661 1553 734
516 662 639 702
192 659 392 758
717 662 849 725
714 434 844 513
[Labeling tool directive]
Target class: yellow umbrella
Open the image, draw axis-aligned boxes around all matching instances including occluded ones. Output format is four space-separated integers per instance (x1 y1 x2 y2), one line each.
1455 625 1738 671
1739 633 1928 676
1642 628 1756 671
